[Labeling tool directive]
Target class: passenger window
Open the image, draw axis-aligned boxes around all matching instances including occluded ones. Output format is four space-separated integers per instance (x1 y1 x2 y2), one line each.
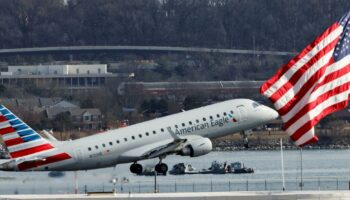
109 142 113 146
139 134 142 138
217 114 220 118
189 121 192 125
175 125 178 128
196 119 199 123
131 136 135 140
124 138 127 142
95 145 99 149
161 128 164 132
203 117 206 121
209 116 213 120
102 144 106 147
88 147 91 151
146 132 149 136
230 110 234 114
153 130 156 134
223 112 227 116
117 140 120 144
182 123 185 127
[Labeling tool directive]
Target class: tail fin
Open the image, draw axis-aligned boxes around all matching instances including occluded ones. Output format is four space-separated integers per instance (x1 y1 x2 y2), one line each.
0 105 54 159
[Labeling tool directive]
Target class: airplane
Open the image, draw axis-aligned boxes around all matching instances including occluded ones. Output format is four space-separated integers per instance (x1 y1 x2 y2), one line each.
0 99 278 174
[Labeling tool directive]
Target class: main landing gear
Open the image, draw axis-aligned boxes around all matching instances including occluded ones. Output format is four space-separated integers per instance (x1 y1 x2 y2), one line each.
130 162 143 175
155 163 168 175
129 159 169 175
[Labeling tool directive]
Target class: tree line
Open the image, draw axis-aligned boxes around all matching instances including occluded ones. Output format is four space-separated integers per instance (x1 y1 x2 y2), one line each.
0 0 349 51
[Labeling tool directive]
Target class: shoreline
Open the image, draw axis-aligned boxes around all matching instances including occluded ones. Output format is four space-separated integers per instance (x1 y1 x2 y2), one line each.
213 144 350 151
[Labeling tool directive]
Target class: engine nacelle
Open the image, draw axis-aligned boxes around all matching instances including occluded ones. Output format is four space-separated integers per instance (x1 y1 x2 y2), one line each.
179 137 212 157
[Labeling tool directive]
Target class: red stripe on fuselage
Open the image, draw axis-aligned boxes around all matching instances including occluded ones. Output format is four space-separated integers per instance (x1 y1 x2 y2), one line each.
18 153 72 171
4 137 23 147
0 115 7 123
0 126 16 135
10 143 53 158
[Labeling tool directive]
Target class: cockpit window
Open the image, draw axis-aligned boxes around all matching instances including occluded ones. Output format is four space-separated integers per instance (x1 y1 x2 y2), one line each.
252 102 261 108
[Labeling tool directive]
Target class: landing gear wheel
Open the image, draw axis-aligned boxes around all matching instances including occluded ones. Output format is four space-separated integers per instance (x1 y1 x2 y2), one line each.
130 163 143 174
155 163 168 175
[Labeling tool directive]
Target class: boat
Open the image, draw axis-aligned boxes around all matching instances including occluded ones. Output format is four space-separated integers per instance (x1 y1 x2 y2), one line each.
199 161 227 174
229 162 254 174
169 163 199 175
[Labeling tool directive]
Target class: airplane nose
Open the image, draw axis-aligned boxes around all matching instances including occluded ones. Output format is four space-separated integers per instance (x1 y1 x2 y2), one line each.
266 106 279 120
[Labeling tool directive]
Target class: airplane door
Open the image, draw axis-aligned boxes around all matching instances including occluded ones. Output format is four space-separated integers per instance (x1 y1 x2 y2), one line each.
236 105 247 122
75 149 83 161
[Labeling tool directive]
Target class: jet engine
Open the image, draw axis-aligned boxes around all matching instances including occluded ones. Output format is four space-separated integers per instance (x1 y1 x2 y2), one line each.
179 137 212 157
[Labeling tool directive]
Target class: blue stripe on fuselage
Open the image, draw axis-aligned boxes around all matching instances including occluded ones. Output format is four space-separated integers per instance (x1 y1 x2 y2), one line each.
22 134 41 142
4 114 16 120
0 109 10 115
18 129 35 137
14 124 29 131
9 119 22 126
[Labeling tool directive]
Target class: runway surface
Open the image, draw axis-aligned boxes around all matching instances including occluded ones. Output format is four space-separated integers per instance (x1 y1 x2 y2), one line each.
1 191 350 200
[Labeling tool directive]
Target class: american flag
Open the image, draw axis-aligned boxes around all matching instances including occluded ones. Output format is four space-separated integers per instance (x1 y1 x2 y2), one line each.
260 10 350 147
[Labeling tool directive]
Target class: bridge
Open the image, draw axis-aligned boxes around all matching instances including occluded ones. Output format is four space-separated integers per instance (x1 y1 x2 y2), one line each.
0 46 296 57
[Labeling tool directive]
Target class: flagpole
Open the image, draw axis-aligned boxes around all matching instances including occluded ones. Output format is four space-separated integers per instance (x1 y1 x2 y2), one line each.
280 138 285 191
300 147 303 191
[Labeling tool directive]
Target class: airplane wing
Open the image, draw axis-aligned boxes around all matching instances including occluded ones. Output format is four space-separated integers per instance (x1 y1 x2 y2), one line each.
119 127 204 160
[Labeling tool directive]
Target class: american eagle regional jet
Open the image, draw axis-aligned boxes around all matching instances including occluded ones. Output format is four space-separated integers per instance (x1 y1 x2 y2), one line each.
0 99 278 174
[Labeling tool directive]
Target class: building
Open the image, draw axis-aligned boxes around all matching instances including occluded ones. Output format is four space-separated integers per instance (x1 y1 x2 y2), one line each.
45 106 103 130
117 81 264 99
0 64 129 89
8 64 108 75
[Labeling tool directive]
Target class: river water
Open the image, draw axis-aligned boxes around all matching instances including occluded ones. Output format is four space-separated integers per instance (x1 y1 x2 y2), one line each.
1 149 350 194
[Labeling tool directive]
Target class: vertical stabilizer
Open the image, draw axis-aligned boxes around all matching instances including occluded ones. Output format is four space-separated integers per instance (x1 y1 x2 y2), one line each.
0 105 54 159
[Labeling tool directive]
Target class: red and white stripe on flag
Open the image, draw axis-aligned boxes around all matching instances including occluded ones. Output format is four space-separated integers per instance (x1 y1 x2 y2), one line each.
260 11 350 147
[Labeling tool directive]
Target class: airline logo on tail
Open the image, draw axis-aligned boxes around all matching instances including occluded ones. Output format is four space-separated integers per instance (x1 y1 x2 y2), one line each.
0 105 71 170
